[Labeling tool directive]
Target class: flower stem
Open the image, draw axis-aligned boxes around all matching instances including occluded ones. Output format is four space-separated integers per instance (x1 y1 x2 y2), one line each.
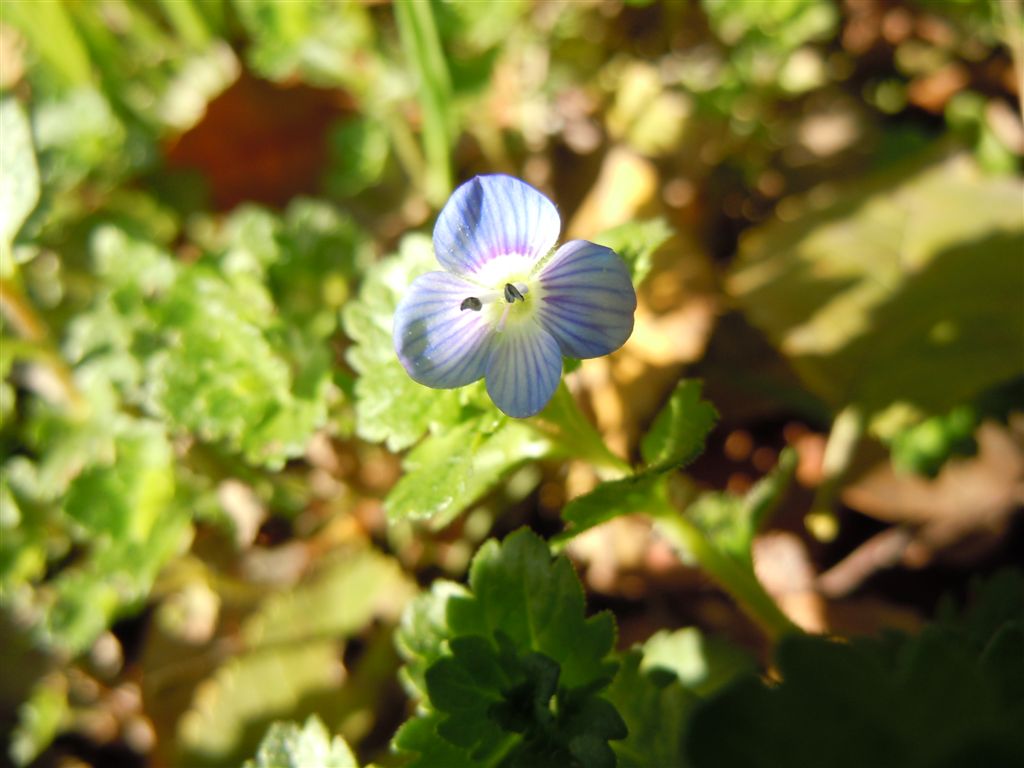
534 381 796 642
532 382 631 477
654 508 799 642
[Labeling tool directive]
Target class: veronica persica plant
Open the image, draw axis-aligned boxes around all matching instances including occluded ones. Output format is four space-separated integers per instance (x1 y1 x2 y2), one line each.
393 175 637 417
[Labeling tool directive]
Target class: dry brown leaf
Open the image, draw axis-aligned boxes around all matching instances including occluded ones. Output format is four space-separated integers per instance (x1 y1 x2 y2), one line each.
842 421 1024 565
567 147 718 452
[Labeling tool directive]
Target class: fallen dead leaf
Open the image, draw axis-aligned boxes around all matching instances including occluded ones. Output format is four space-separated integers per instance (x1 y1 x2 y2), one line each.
841 420 1024 566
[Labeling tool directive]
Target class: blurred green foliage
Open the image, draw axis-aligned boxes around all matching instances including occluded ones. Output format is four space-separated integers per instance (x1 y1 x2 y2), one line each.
1 0 1021 766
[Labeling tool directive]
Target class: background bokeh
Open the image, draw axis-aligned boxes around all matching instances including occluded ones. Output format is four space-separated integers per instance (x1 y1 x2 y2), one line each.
1 1 1022 766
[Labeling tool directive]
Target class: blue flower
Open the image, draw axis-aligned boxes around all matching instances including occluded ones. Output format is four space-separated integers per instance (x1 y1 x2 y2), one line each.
393 174 637 418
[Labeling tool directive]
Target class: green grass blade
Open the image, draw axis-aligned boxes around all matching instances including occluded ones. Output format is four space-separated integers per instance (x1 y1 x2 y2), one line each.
394 0 453 206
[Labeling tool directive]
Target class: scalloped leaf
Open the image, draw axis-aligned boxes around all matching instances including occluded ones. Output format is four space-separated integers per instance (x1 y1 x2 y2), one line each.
395 529 624 767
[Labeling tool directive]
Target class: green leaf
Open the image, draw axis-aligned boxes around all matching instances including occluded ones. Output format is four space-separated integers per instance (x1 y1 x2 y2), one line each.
271 200 368 322
593 218 673 285
155 0 212 48
386 415 554 527
0 97 40 269
242 716 358 768
728 152 1024 424
393 713 476 768
31 88 130 193
641 627 755 696
395 580 470 700
448 530 618 689
79 223 335 471
179 547 413 767
556 380 717 543
326 118 390 198
2 0 93 89
422 633 624 768
702 0 838 51
641 380 719 473
887 403 978 477
607 649 695 768
685 574 1024 768
556 473 667 543
433 0 528 56
232 0 375 90
208 200 369 339
687 622 1024 768
177 640 342 768
32 414 190 653
937 568 1024 653
342 234 466 451
146 261 330 469
684 447 796 564
608 626 756 768
395 529 624 767
651 451 798 639
425 635 547 755
10 675 68 767
63 418 174 541
241 548 415 648
0 363 195 655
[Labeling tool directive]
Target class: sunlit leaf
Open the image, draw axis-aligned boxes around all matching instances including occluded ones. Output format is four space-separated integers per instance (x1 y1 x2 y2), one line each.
728 152 1024 422
0 97 40 269
177 640 341 768
10 675 67 768
592 218 673 286
641 380 719 473
386 416 554 528
342 234 466 451
639 628 755 697
179 549 413 767
241 549 415 648
242 715 358 768
145 262 330 469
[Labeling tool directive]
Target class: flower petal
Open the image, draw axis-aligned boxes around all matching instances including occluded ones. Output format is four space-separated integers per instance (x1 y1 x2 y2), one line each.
433 175 561 278
485 322 562 418
536 240 637 358
393 271 496 388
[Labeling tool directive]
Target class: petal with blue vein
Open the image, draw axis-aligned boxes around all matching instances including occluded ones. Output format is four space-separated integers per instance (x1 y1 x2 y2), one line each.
433 175 561 277
485 322 562 418
393 271 496 388
536 240 637 359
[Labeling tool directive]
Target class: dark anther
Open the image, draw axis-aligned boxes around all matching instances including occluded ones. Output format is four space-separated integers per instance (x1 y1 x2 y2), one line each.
461 297 483 311
504 283 525 303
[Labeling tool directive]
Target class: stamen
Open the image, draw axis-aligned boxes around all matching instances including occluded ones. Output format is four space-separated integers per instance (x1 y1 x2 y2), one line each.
504 283 525 303
461 297 483 311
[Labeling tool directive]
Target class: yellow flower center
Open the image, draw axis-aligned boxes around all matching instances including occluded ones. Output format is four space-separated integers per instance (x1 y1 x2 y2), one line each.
460 254 547 332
